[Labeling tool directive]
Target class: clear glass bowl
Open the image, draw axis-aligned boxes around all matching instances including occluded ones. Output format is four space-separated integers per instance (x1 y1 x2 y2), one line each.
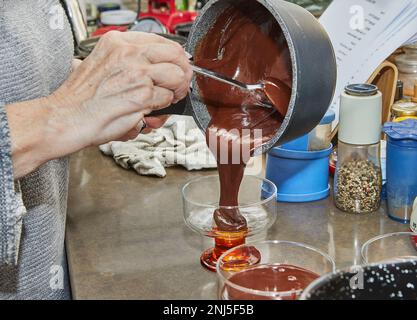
216 240 335 300
361 232 417 264
395 53 417 96
182 175 277 272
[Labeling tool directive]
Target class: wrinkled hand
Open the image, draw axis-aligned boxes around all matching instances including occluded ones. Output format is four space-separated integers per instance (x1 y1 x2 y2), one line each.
50 31 192 150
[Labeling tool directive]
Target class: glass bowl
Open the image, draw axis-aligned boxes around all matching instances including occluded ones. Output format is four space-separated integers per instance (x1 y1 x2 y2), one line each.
216 240 335 300
182 175 277 272
361 232 417 264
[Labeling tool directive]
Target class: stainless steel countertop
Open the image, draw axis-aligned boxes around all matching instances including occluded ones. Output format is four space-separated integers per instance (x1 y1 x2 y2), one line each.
66 147 407 299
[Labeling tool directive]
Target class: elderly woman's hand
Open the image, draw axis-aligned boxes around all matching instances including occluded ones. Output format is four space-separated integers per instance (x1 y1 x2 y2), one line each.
6 31 192 178
52 31 192 147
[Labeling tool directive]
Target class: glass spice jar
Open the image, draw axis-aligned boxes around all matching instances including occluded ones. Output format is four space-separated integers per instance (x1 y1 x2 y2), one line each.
334 84 383 214
335 141 382 213
395 47 417 97
391 100 417 122
308 110 335 151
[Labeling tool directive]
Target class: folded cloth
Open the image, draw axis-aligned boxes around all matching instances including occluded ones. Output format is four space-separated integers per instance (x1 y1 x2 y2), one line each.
99 115 217 177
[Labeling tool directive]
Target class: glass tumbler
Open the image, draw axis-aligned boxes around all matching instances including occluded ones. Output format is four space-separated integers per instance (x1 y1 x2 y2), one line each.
361 232 417 264
182 175 277 272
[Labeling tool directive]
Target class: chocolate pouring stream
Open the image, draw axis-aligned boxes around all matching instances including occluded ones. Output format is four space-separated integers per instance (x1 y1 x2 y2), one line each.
193 2 292 232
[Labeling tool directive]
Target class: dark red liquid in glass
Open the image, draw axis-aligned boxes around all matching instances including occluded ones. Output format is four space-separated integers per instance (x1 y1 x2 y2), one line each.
221 264 319 300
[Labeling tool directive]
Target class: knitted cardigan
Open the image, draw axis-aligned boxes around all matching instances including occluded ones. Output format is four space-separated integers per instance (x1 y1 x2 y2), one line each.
0 0 74 299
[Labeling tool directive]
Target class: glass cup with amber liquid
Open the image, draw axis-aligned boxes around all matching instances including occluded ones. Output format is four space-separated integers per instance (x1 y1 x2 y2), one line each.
182 175 277 272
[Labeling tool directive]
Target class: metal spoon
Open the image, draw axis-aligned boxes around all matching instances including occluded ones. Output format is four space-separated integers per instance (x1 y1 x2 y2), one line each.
191 65 274 110
191 65 264 91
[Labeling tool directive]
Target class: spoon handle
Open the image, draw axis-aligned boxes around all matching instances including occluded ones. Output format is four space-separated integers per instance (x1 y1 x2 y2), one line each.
191 65 263 91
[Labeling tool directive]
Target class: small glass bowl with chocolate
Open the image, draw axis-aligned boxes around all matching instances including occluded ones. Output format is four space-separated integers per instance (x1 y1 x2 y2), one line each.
182 175 277 272
216 240 335 300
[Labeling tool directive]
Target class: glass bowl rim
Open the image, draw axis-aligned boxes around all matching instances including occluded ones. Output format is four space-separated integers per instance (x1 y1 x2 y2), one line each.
181 174 277 210
215 240 336 299
361 231 417 264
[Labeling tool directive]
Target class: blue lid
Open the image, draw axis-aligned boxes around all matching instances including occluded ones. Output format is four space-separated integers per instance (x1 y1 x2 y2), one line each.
320 110 336 125
383 119 417 141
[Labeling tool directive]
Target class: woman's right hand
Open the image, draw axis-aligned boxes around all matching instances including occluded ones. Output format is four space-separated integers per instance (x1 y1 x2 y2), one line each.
49 31 192 151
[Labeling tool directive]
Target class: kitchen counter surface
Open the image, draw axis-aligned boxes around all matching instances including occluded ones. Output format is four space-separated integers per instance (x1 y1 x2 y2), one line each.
66 147 407 299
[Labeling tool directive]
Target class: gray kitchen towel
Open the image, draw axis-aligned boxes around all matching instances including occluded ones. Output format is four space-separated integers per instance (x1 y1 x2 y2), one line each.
100 115 217 177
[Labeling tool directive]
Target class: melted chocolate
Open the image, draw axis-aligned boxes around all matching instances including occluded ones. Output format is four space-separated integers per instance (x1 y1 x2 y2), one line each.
263 77 291 117
195 1 292 232
222 264 319 300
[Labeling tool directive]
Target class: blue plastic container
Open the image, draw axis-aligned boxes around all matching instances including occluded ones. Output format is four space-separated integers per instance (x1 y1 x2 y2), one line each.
281 110 336 152
266 144 333 202
321 110 336 125
381 140 387 200
383 120 417 224
282 134 309 151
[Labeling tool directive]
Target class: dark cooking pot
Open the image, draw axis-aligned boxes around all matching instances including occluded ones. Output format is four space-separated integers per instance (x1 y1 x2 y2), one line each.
186 0 336 154
301 260 417 300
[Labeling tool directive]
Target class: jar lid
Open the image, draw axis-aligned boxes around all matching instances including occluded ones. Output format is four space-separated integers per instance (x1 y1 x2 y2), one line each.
101 10 137 26
395 53 417 72
383 119 417 141
392 101 417 117
320 109 336 125
345 84 378 96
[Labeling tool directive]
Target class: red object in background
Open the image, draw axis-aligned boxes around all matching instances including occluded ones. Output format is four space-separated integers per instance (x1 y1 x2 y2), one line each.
93 0 196 37
93 25 129 36
329 162 336 176
329 147 337 176
140 0 197 33
412 235 417 250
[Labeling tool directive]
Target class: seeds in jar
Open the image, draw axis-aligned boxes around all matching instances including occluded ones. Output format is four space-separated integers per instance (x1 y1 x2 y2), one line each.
335 159 382 213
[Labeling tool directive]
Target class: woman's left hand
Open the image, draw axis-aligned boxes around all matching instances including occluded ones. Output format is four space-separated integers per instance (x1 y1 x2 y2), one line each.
119 115 170 141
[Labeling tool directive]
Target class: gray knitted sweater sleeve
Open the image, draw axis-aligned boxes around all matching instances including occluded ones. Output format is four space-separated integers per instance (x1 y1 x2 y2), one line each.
0 103 26 265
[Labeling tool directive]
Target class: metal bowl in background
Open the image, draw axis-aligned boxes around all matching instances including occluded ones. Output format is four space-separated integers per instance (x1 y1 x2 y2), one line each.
174 22 194 38
186 0 337 155
77 36 101 59
301 260 417 300
61 0 89 49
129 17 168 34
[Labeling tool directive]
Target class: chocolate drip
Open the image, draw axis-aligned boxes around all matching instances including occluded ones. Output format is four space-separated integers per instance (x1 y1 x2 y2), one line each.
194 1 292 232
